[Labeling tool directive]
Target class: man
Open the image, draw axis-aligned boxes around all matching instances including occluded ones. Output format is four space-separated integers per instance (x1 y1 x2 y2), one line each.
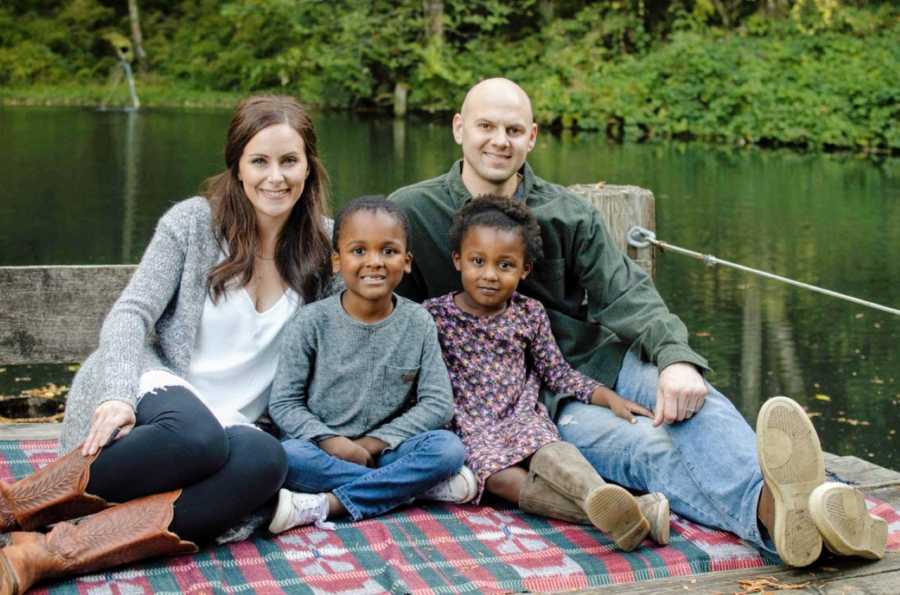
389 78 887 565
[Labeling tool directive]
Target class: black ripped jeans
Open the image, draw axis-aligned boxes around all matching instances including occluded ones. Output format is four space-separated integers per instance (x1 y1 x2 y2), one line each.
85 385 287 543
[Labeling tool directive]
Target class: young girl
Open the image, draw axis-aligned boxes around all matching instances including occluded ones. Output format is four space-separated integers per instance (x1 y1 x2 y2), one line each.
266 196 470 533
424 197 670 551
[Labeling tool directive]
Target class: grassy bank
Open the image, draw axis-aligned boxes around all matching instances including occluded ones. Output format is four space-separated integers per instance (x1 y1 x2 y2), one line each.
0 79 243 109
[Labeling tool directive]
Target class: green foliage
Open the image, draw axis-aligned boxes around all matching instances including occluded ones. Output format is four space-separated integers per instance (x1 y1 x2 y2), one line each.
1 0 897 152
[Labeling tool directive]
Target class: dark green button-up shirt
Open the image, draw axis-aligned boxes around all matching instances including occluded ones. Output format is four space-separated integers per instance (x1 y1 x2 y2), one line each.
390 160 708 419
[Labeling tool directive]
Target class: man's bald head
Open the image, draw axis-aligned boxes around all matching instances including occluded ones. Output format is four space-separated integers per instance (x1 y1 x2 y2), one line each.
452 78 538 197
460 78 534 124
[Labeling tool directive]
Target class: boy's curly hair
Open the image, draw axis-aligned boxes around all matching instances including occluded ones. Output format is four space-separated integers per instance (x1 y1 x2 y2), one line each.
448 195 543 264
332 195 412 251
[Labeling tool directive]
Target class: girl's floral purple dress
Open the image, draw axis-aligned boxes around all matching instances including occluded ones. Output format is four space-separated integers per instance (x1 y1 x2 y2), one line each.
424 292 601 502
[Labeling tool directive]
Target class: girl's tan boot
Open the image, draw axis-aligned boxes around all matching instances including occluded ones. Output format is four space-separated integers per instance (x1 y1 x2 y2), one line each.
529 442 651 551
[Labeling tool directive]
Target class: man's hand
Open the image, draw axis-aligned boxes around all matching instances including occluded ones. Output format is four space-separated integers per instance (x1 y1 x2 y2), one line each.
82 401 136 456
354 436 389 460
590 386 653 424
654 362 708 426
320 436 374 467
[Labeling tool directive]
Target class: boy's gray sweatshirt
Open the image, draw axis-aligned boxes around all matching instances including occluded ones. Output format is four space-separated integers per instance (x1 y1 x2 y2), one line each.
268 293 454 448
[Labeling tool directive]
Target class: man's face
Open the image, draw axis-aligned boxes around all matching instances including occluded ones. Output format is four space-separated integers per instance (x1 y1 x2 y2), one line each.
452 84 537 196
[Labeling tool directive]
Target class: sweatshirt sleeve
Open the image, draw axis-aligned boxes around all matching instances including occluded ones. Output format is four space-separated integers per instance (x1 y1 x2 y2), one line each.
268 311 338 441
574 206 709 373
368 313 454 448
91 206 189 412
527 300 601 403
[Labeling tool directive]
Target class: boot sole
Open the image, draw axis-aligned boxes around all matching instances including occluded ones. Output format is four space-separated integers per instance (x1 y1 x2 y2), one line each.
584 485 649 551
756 396 824 567
0 551 20 595
809 482 887 560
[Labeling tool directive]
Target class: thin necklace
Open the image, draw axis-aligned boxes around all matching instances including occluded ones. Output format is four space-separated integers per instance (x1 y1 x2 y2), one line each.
255 253 275 261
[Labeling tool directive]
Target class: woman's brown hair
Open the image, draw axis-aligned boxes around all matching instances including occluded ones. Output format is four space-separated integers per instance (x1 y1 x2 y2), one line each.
202 95 332 303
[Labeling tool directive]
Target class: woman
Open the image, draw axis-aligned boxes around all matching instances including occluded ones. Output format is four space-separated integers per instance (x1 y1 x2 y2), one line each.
0 95 334 594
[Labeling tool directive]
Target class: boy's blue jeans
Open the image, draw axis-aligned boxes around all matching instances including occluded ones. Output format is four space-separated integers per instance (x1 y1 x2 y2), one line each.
557 350 772 554
281 429 465 520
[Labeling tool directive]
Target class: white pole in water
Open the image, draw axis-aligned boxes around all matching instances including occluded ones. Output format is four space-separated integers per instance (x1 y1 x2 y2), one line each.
627 226 900 317
121 61 140 110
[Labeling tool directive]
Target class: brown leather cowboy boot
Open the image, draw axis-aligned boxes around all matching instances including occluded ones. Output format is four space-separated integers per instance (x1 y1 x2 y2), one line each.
529 441 651 551
0 489 197 595
0 448 108 532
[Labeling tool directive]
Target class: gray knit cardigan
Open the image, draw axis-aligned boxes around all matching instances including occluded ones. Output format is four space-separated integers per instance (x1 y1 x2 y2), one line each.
60 197 331 454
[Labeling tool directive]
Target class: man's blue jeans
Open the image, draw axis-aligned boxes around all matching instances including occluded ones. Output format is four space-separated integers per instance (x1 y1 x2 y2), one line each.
557 350 772 553
281 430 465 520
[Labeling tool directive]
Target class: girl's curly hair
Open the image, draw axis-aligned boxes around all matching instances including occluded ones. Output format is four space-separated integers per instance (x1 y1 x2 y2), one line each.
448 195 543 264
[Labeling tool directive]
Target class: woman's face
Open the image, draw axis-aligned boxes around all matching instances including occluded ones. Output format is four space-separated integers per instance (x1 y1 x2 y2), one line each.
238 123 309 226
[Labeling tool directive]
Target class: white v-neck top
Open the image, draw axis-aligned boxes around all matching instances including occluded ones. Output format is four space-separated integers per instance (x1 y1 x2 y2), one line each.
183 286 300 426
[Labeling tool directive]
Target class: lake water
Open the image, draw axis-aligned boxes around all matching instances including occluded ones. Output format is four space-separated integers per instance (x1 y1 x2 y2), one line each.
1 107 898 469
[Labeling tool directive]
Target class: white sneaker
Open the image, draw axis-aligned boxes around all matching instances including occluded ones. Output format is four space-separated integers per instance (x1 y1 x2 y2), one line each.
420 466 478 504
268 489 333 534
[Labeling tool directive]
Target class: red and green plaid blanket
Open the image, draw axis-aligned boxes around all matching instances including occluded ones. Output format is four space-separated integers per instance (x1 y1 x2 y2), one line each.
3 439 897 594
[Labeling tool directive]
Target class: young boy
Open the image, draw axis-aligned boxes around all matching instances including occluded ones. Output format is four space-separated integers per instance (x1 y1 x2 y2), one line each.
267 196 473 532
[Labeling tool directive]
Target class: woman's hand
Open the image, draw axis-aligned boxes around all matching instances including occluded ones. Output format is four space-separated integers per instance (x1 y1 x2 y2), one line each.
82 401 136 456
320 436 374 467
590 386 653 424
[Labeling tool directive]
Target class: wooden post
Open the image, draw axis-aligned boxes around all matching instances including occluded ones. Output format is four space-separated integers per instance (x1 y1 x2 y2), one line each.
567 183 656 277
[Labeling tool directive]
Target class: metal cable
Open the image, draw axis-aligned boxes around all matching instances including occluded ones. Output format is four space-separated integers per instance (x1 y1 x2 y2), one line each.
627 226 900 317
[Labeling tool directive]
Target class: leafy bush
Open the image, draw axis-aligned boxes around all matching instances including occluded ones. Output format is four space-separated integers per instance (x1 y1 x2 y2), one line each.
0 0 896 152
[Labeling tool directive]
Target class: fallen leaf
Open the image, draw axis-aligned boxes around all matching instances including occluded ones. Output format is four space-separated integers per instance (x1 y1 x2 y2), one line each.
872 377 884 384
66 364 80 372
814 394 831 402
0 368 5 374
855 313 864 319
13 377 31 383
695 331 712 337
20 384 69 399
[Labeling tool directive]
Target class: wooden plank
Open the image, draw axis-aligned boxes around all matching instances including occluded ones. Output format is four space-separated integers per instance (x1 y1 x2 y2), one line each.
568 183 656 277
565 553 900 594
0 422 61 440
0 265 135 364
826 452 900 489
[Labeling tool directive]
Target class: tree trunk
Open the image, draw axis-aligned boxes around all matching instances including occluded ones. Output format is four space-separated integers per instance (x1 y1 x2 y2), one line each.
539 0 554 24
423 0 443 45
128 0 148 74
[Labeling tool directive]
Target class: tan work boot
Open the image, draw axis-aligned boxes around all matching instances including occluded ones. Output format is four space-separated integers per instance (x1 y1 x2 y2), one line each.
637 492 670 545
756 396 824 567
0 447 109 532
529 442 650 551
809 482 887 560
0 490 197 595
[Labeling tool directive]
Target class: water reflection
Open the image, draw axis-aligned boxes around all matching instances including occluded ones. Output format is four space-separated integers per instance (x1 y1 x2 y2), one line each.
0 107 896 469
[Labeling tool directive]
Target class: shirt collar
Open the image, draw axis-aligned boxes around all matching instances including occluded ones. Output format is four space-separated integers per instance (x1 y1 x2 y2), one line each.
445 159 538 206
